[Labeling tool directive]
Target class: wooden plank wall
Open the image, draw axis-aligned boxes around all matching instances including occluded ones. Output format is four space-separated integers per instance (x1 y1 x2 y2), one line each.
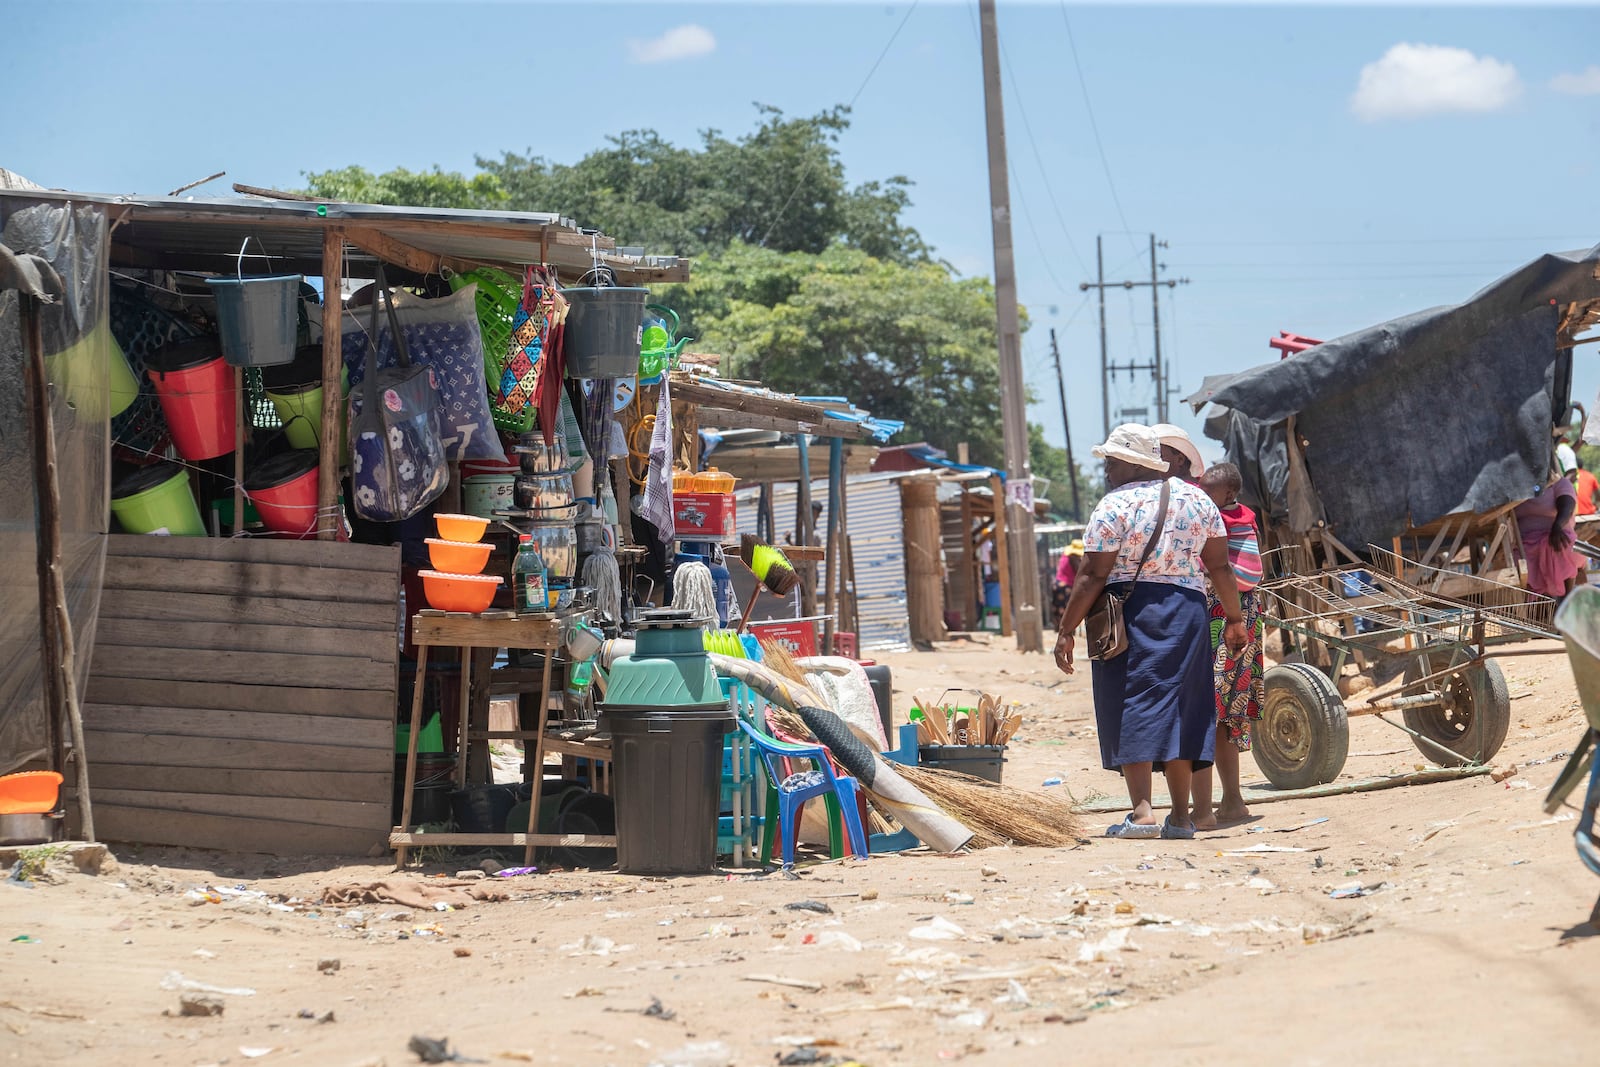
76 535 401 855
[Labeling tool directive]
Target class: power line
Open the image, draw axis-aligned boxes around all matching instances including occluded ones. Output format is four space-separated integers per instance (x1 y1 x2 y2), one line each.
1057 2 1135 253
995 33 1090 277
1185 235 1594 247
757 0 920 250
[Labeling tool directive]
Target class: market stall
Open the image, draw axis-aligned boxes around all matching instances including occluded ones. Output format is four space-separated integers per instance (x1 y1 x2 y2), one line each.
0 185 685 855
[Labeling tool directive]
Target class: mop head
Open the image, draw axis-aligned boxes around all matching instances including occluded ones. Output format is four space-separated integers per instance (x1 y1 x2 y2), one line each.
581 550 622 624
740 533 800 596
671 560 717 624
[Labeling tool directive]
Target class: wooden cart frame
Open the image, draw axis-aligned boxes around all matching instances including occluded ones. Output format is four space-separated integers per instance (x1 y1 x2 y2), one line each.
1250 542 1557 789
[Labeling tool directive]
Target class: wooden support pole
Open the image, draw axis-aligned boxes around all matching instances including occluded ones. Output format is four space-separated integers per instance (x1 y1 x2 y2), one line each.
21 296 93 840
823 437 844 652
233 366 245 533
901 476 947 644
394 645 430 868
991 474 1013 638
25 347 64 774
958 487 977 630
796 435 818 618
317 228 343 540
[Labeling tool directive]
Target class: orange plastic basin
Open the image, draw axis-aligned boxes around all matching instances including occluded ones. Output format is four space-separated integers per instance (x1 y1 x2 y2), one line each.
435 513 489 542
425 538 491 575
693 467 736 493
0 770 63 814
419 570 502 613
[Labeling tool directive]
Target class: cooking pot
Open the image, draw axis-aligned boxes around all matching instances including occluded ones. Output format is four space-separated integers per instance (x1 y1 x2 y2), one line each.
514 472 574 511
0 810 63 846
523 521 578 580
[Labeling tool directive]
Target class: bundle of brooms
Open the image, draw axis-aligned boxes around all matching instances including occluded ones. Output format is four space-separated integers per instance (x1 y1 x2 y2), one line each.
759 642 1082 849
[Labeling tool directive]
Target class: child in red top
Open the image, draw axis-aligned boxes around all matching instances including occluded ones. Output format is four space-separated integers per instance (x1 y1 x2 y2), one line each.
1192 463 1264 830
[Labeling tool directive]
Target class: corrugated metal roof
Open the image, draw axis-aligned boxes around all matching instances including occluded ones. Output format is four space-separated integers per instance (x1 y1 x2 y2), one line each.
0 189 689 285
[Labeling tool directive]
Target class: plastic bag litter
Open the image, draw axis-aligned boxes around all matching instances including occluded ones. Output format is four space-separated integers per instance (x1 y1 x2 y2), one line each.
159 971 255 997
1076 927 1137 963
909 916 965 941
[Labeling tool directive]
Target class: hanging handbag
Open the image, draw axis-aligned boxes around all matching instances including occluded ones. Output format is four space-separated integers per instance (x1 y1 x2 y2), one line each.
1084 478 1170 662
346 266 450 522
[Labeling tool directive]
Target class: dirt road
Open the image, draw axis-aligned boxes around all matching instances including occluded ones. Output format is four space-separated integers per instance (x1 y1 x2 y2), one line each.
5 639 1599 1066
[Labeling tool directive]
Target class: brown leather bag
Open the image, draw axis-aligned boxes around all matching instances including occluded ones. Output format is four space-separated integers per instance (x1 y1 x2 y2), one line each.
1084 479 1170 661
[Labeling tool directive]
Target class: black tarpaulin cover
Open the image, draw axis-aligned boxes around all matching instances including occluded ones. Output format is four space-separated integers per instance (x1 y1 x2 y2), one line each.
1187 244 1600 550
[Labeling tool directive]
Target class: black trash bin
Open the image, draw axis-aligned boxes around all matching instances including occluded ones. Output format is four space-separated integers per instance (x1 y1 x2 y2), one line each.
600 704 735 874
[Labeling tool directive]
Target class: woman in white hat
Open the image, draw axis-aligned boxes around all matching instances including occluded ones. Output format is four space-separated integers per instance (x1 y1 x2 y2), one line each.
1054 424 1248 839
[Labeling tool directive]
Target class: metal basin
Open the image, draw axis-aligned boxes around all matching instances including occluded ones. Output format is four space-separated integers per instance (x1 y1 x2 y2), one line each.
0 810 63 846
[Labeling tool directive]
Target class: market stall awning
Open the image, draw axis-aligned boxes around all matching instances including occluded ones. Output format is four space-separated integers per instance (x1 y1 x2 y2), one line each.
2 188 689 285
670 372 900 442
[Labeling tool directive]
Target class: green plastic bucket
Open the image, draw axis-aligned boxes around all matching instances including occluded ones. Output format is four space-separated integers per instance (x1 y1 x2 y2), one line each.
111 463 205 537
45 321 139 422
262 344 349 461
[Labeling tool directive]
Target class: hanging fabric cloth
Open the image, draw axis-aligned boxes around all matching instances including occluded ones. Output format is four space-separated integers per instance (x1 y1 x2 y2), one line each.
640 377 675 545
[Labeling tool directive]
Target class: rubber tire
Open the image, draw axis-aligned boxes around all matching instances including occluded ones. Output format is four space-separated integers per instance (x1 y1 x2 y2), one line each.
1253 662 1350 790
1401 652 1511 766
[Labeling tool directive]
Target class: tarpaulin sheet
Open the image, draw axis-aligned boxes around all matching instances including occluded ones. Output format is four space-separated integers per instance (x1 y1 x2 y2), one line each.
0 197 110 774
1188 244 1600 550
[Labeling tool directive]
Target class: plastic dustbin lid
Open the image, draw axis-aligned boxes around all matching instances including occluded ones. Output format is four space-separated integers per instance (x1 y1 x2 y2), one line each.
599 703 734 730
145 336 223 373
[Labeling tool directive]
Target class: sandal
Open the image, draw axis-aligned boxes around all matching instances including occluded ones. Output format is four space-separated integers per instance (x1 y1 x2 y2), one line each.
1105 815 1160 839
1160 817 1196 840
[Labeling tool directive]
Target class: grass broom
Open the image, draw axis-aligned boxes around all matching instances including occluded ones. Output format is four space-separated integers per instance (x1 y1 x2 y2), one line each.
764 706 1082 848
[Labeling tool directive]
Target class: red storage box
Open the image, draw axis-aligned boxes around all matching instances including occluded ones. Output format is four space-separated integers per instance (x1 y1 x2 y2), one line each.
748 619 818 658
673 491 737 540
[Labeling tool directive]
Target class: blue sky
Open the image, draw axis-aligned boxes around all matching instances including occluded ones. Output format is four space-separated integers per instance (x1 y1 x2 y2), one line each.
6 1 1598 469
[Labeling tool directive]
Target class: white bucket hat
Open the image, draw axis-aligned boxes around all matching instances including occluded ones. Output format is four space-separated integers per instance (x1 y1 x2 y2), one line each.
1091 423 1167 473
1151 422 1206 477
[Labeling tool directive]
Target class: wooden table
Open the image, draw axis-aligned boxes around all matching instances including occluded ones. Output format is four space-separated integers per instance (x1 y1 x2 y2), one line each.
391 611 616 867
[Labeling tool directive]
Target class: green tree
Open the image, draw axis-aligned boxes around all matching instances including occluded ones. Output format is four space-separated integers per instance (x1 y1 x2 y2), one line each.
301 165 507 209
476 106 931 263
662 241 1008 465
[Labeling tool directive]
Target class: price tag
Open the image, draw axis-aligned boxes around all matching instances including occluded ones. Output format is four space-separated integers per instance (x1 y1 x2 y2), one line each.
1004 478 1034 511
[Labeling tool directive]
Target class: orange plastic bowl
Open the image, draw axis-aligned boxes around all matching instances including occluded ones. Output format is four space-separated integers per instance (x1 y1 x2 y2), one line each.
425 537 491 575
0 770 63 814
419 569 503 613
435 513 489 542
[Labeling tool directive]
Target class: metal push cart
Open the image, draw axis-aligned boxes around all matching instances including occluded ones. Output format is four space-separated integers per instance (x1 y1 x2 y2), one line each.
1251 544 1558 789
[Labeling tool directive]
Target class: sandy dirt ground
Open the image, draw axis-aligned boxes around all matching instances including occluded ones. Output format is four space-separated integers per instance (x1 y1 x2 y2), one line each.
6 638 1600 1067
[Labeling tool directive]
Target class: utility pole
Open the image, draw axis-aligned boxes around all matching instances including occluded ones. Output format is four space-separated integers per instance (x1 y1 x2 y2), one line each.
978 0 1043 653
1080 234 1189 432
1049 328 1082 521
1096 236 1109 440
1150 233 1166 423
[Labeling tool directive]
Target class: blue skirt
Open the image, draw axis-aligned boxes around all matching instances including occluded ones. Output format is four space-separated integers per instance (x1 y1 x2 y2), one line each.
1090 581 1216 772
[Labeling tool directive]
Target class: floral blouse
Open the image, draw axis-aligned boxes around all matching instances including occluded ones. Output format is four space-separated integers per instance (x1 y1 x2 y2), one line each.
1083 477 1227 592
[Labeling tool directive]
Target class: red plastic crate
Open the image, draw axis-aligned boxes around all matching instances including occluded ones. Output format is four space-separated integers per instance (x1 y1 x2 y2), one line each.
672 491 737 540
748 619 818 658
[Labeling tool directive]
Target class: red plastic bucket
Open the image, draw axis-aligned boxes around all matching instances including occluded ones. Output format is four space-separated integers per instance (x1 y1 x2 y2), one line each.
146 337 236 461
245 450 319 536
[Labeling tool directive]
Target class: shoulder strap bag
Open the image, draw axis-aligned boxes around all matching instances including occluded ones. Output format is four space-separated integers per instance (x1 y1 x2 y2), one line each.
1084 478 1171 662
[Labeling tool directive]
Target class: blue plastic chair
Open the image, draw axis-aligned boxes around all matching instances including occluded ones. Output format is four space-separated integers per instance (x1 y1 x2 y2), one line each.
738 720 870 866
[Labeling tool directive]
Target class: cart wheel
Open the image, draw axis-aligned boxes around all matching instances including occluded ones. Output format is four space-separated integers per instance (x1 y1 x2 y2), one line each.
1401 652 1511 766
1254 663 1350 789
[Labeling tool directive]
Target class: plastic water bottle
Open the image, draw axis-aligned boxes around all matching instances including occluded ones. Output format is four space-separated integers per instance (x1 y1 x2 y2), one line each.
514 534 547 614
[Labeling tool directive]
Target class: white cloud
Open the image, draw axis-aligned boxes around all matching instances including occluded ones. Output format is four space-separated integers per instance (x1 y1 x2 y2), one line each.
1350 43 1521 121
1551 65 1600 95
627 24 716 65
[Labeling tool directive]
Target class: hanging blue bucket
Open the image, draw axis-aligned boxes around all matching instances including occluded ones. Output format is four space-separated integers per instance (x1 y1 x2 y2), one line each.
206 237 300 368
